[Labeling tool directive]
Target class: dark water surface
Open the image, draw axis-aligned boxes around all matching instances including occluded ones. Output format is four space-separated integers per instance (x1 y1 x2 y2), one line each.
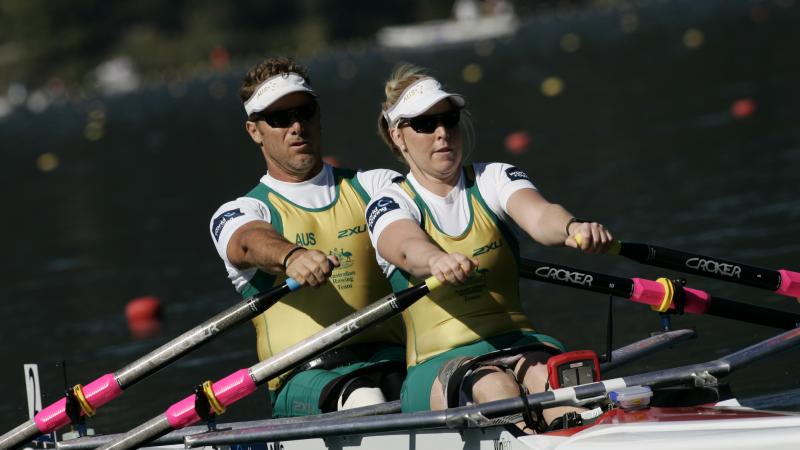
1 0 799 436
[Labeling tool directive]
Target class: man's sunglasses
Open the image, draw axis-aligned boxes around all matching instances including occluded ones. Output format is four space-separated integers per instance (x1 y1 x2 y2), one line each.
251 101 318 128
401 109 460 134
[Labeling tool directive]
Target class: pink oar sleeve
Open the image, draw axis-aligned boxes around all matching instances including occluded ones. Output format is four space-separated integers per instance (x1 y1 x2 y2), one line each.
166 369 257 429
34 373 121 433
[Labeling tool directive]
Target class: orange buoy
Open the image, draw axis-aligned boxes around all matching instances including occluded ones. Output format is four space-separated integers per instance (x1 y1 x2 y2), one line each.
730 98 756 119
126 296 163 338
504 131 532 154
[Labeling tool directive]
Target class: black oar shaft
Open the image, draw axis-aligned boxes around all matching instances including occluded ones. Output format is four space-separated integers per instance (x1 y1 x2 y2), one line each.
519 258 634 297
618 242 781 291
706 297 800 330
520 258 800 329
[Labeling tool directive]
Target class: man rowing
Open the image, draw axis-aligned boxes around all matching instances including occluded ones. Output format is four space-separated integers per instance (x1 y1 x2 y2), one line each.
367 64 614 432
209 56 405 417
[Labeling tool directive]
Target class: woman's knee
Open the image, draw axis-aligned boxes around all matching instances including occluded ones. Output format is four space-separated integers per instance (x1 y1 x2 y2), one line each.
470 366 521 403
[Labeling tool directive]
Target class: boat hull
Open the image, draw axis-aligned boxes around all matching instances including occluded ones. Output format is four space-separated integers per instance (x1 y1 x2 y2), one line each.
230 406 800 450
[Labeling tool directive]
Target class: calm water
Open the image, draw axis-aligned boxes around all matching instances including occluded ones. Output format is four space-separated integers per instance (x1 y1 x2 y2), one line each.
1 0 799 436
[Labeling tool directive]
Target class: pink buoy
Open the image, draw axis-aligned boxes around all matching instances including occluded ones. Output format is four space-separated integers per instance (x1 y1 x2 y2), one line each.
730 98 756 119
504 131 531 154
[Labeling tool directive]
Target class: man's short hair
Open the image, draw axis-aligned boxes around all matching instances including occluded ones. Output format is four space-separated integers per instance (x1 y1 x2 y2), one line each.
240 56 311 103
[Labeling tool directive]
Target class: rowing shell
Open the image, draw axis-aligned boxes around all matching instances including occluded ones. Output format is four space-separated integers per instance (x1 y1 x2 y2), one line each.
53 403 800 450
179 404 800 450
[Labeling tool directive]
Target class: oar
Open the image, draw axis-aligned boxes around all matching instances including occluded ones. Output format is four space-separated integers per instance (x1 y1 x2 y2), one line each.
603 239 800 300
0 278 301 450
519 258 800 329
184 326 800 446
97 276 443 450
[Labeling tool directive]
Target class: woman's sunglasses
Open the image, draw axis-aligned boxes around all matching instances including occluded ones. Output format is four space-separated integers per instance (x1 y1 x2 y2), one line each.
251 101 318 128
401 109 461 134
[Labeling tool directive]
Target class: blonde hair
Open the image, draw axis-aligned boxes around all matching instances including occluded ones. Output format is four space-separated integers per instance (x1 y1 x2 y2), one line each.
377 64 474 164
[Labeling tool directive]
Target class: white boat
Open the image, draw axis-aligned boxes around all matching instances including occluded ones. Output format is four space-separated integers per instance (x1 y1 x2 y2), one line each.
376 13 519 49
192 406 800 450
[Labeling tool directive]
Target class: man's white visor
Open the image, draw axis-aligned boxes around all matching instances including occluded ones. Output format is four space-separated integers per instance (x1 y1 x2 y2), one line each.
383 78 465 128
244 72 317 116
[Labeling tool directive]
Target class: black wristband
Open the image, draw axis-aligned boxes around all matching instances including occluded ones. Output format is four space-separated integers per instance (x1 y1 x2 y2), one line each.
565 217 588 236
282 246 306 270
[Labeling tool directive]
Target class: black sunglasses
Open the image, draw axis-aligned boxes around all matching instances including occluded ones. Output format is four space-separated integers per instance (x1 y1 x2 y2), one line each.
402 109 461 134
251 101 318 128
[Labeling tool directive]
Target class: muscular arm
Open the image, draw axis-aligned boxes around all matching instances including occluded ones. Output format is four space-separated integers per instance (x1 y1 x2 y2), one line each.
506 188 613 253
376 219 478 284
227 221 296 272
227 220 338 286
506 189 574 246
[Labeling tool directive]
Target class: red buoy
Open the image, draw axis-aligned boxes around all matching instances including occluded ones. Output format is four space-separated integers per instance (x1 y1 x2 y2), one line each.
126 296 163 338
209 45 230 70
730 98 756 119
504 131 532 154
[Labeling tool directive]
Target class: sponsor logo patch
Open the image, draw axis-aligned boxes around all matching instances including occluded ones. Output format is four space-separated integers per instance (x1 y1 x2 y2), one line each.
366 197 400 232
505 166 530 182
212 208 244 241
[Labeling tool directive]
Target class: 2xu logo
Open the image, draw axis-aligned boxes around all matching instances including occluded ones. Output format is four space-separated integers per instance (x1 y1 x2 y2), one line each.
473 240 502 256
685 257 742 278
534 266 594 286
338 224 367 238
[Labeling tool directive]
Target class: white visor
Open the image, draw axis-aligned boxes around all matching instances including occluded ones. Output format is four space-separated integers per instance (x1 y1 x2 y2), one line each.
383 78 465 128
244 72 317 116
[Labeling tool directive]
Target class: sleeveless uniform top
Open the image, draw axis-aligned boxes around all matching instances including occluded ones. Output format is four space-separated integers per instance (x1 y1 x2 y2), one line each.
243 168 405 390
389 166 535 366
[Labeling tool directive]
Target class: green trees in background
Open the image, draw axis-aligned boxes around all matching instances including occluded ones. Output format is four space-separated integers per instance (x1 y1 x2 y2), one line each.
0 0 452 92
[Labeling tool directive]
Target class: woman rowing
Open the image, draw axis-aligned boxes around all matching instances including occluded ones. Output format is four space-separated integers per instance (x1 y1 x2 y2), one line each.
365 64 614 432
